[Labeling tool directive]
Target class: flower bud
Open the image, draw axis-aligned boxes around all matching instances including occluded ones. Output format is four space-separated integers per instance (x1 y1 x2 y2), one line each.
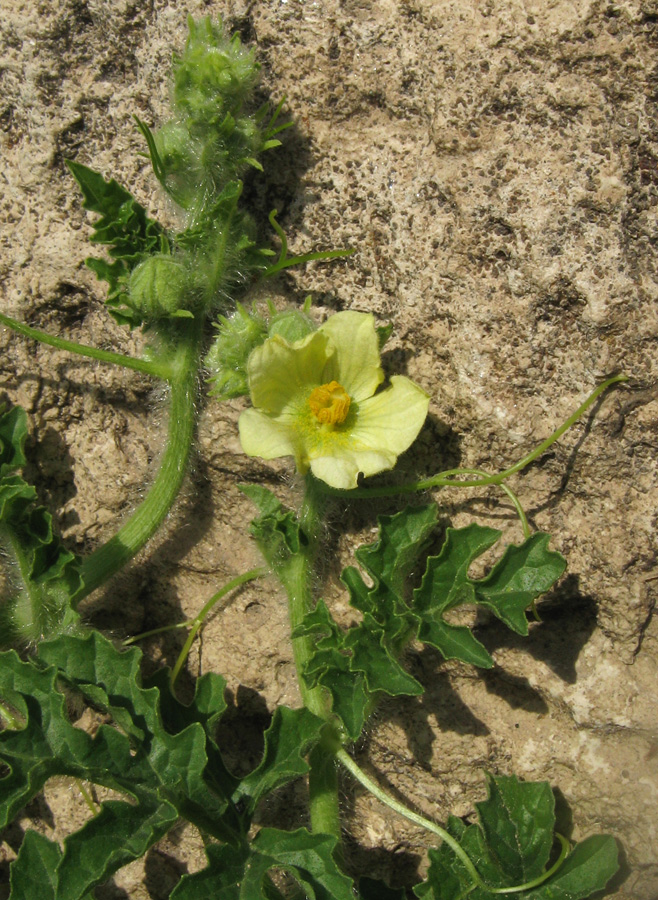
128 256 192 320
267 308 316 343
172 18 259 126
206 303 267 399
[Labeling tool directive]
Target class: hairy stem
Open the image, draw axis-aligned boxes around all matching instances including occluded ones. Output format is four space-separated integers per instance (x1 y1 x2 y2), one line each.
77 319 203 600
277 476 342 841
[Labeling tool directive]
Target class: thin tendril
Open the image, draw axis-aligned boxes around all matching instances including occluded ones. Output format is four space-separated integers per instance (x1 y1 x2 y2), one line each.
262 210 355 279
169 567 267 692
0 311 172 380
123 621 190 646
335 748 485 888
322 375 628 499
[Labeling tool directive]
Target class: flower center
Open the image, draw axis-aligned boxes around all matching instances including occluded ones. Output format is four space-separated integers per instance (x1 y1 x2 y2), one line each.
308 380 351 425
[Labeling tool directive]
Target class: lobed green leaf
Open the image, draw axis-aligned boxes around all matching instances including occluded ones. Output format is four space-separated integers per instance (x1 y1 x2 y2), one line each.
414 775 618 900
413 525 566 667
171 828 354 900
237 706 325 813
66 160 169 328
0 633 244 898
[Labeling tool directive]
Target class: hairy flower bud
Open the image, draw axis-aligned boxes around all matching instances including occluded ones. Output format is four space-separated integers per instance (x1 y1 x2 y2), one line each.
206 304 267 399
128 256 192 320
268 308 316 343
172 17 260 126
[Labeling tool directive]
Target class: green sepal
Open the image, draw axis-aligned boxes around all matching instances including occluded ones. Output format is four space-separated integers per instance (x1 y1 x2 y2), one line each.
205 302 267 400
414 775 618 900
376 322 394 349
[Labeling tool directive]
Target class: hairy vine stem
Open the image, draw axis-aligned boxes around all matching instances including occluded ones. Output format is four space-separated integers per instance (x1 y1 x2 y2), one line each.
77 317 204 599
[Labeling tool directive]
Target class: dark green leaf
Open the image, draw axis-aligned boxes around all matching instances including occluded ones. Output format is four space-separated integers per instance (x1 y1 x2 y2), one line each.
343 615 423 696
237 706 325 812
345 504 439 627
294 599 371 741
172 829 354 900
170 843 249 899
247 828 355 900
413 526 566 666
38 633 233 827
376 323 394 349
9 831 61 900
523 835 619 900
415 777 618 900
477 773 554 883
476 534 567 635
55 796 177 899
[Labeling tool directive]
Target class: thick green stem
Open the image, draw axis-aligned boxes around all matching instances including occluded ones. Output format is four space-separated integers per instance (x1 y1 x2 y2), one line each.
276 476 342 840
77 320 203 600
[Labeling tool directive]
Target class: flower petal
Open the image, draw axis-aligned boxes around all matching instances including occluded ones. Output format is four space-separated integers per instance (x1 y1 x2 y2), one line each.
347 375 430 458
238 408 304 467
248 331 332 414
319 311 384 401
304 377 429 489
309 448 398 490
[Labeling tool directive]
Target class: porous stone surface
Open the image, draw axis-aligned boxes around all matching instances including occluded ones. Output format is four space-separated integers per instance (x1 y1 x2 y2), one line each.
0 0 656 896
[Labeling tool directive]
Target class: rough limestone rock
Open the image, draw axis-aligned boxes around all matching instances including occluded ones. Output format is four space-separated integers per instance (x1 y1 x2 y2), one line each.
0 1 656 896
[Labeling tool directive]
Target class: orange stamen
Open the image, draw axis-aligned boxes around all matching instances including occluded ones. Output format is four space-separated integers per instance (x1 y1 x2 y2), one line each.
308 380 351 425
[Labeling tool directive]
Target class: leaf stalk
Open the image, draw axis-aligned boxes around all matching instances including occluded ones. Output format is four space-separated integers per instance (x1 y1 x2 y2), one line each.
0 311 172 380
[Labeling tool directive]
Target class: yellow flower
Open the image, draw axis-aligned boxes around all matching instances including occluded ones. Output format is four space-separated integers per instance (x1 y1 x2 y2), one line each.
238 311 429 489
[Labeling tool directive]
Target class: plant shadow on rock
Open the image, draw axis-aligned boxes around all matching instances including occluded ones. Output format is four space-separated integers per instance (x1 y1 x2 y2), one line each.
376 657 491 775
343 834 422 899
477 574 598 684
143 846 188 900
214 684 272 779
